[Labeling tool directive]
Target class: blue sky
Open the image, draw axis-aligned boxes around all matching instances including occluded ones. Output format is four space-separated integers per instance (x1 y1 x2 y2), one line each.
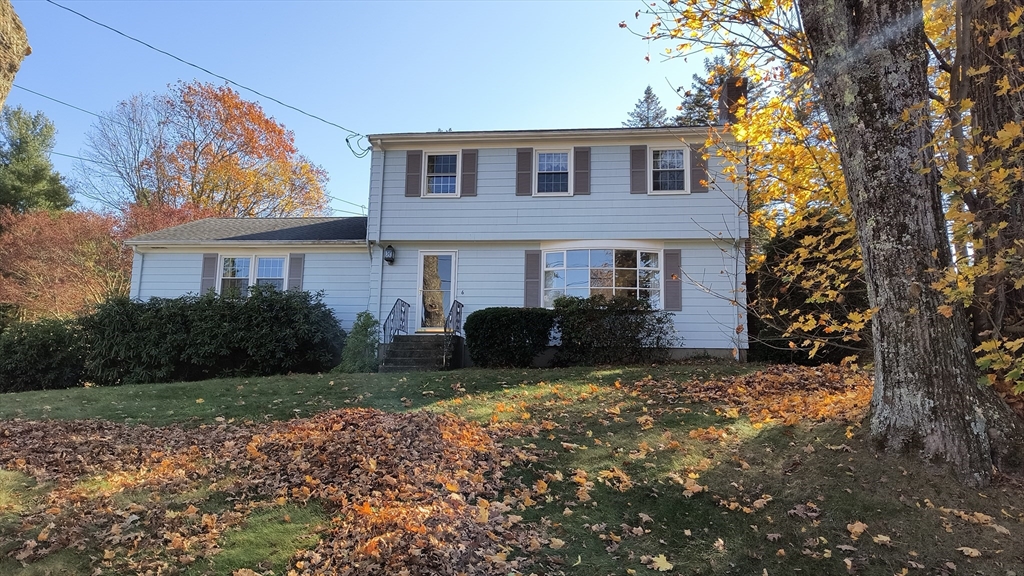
8 0 702 215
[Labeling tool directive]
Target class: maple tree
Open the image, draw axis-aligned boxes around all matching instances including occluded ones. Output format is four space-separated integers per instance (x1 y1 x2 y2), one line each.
77 81 329 217
0 203 214 320
632 0 1024 483
0 208 127 320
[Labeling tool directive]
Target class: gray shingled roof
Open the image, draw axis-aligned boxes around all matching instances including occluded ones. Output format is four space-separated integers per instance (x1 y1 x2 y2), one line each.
127 217 368 244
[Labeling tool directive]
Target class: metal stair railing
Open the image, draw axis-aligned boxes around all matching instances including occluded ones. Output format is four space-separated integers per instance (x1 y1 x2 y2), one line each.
442 300 464 369
380 299 409 369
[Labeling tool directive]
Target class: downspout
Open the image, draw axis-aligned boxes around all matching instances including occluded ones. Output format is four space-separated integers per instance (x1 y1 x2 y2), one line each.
375 141 387 324
132 246 144 300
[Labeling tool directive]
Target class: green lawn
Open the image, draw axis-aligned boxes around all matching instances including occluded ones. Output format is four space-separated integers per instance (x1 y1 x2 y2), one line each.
2 362 1023 575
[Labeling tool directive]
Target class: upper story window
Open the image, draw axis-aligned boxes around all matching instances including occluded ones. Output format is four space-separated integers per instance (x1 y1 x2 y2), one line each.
651 149 687 193
543 248 662 308
425 153 458 195
536 151 571 195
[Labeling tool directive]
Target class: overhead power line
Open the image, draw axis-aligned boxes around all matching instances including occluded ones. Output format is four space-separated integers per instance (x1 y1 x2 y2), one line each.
43 0 371 158
12 84 103 119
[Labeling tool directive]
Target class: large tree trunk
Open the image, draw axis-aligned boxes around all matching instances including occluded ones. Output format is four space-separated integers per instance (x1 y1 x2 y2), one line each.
958 0 1024 345
797 0 1024 485
0 0 29 108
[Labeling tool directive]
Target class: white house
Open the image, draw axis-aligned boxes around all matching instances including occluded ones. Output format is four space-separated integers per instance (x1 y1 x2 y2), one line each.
126 124 749 366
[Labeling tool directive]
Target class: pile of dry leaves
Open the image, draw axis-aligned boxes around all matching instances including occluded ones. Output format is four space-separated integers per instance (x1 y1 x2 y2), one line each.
1 409 538 575
632 364 874 425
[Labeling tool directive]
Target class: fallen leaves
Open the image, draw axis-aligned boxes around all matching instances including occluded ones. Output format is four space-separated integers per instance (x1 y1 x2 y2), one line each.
0 409 541 575
847 521 868 540
957 546 982 557
633 364 873 425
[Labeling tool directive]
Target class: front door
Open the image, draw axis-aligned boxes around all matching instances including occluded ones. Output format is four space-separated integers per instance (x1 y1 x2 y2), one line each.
419 251 456 330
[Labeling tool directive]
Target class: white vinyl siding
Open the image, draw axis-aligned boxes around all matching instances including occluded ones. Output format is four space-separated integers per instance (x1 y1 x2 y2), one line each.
135 253 204 299
374 145 746 241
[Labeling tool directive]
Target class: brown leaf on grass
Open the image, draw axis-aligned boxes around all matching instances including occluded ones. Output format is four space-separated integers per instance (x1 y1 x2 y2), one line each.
957 546 982 557
0 409 543 575
632 365 873 424
847 521 868 540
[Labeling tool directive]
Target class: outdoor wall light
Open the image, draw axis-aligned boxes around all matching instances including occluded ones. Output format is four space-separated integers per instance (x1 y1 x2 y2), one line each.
383 245 396 265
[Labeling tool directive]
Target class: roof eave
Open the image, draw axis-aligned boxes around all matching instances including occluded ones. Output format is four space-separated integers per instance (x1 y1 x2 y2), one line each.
368 126 732 148
125 239 367 248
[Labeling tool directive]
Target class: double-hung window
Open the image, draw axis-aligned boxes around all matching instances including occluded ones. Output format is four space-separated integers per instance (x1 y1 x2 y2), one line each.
220 256 287 296
255 257 286 289
425 153 458 196
536 151 570 195
650 148 688 193
543 249 662 308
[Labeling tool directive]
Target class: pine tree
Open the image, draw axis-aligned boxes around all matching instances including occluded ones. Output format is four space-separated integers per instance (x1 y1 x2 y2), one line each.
622 86 668 128
0 106 72 213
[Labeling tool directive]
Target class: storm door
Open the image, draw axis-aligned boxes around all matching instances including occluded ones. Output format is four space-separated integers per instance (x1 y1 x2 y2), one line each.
418 251 456 330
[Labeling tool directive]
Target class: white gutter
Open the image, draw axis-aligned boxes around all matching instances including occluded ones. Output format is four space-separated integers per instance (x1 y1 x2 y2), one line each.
375 142 387 323
125 239 367 248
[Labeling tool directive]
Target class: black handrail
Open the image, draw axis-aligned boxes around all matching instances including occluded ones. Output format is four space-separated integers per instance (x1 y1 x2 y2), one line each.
381 299 409 368
442 300 463 369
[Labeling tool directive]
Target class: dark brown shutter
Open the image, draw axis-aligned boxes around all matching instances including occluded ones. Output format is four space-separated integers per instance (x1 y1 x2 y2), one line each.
516 148 533 196
690 145 709 193
630 145 647 194
200 253 218 293
524 250 542 307
573 147 590 195
287 254 305 291
405 150 422 197
663 249 682 311
461 149 477 197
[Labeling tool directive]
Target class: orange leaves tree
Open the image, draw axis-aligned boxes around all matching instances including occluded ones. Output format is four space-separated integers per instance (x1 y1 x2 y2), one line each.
77 81 329 217
635 0 1024 484
0 208 127 320
0 203 215 321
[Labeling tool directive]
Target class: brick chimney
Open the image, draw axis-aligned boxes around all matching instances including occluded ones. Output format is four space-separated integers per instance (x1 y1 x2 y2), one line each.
718 77 748 124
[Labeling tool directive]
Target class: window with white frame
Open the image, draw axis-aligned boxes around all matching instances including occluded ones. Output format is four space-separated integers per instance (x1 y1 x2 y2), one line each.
543 249 661 308
651 148 688 193
536 151 570 194
256 257 286 289
425 153 458 195
220 256 286 295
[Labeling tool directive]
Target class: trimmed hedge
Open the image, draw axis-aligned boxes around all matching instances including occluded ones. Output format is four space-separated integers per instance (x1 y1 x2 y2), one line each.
464 307 555 368
81 287 346 386
553 295 677 366
0 318 87 393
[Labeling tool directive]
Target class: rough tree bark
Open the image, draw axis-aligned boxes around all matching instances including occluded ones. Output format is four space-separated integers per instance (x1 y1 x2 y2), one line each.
957 0 1024 344
797 0 1024 485
0 0 29 108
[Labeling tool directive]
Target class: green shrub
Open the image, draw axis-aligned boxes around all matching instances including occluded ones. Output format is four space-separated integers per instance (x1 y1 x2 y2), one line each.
0 318 86 393
338 311 381 373
464 307 554 368
81 287 346 386
553 295 677 366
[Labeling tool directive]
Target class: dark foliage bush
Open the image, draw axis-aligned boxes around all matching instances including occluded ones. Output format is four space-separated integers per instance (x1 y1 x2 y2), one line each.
338 311 381 373
552 295 677 366
0 318 86 393
464 307 555 368
81 286 346 386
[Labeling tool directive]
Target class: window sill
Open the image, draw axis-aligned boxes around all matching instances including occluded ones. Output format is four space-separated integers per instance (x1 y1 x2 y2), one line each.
647 190 691 196
420 193 462 199
532 192 574 198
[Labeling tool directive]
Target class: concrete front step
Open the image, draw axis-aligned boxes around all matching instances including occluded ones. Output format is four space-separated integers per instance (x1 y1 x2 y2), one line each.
380 334 463 372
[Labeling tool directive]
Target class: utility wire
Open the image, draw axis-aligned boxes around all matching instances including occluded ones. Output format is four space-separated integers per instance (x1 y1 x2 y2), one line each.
43 0 371 158
13 84 103 119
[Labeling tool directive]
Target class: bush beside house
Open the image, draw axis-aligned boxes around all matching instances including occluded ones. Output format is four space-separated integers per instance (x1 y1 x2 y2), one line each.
464 307 554 368
0 288 346 393
552 295 677 366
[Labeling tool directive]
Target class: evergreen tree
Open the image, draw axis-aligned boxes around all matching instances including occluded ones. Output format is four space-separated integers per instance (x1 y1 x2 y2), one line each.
0 106 72 213
674 55 764 126
622 86 668 128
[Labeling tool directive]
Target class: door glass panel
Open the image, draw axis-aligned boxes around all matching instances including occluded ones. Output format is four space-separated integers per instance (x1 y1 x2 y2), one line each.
421 254 453 329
